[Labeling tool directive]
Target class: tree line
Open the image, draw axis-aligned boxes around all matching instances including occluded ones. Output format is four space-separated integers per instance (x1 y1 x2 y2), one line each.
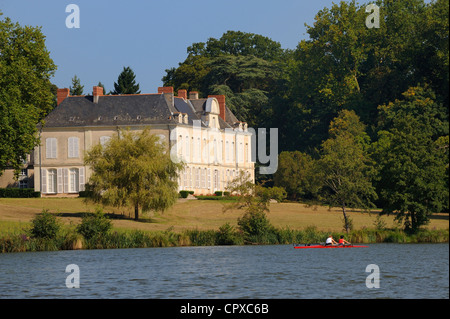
162 0 449 231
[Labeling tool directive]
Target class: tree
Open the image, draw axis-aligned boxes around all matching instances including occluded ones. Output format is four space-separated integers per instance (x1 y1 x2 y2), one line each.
0 13 57 176
316 110 377 233
372 86 448 231
111 66 140 95
162 31 286 127
274 151 319 200
84 129 183 220
69 75 84 95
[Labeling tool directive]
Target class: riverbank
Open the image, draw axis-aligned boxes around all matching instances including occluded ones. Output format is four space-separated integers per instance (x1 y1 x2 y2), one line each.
1 198 448 253
1 224 448 253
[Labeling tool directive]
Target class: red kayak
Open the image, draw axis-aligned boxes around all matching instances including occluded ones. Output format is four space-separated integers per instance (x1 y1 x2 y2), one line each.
294 244 368 249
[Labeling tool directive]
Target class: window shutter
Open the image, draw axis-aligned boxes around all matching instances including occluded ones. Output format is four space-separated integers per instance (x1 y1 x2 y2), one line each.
79 167 85 192
41 169 47 194
74 138 79 158
57 168 63 193
63 168 69 193
46 139 51 159
51 138 57 158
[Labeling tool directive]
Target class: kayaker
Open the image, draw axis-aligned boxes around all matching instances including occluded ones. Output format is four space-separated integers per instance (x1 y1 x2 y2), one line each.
338 235 351 246
325 235 337 246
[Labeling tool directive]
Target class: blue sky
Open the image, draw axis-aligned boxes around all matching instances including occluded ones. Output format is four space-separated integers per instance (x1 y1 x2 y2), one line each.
1 0 341 94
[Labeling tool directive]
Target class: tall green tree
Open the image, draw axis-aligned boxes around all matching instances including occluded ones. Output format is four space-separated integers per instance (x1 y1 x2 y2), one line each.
111 66 141 95
0 13 57 176
372 86 448 231
69 75 84 95
162 31 286 127
274 151 319 201
84 129 183 220
316 110 377 233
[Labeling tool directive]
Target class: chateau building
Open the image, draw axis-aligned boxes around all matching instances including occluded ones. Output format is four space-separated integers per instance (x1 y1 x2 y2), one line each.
0 86 254 196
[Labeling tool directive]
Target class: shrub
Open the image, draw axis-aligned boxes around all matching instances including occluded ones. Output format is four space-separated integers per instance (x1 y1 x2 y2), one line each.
76 208 112 240
237 211 276 244
179 190 190 198
216 223 242 245
0 188 40 198
30 209 61 239
214 191 223 197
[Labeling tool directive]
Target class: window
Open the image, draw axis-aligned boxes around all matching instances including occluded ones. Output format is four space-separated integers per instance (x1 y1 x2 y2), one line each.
213 139 217 163
231 142 235 162
19 180 28 189
214 169 219 190
68 168 79 193
100 136 111 147
47 169 57 193
226 141 230 162
68 137 79 158
197 138 201 162
195 167 200 188
201 168 206 188
185 135 190 161
207 168 211 189
46 138 57 159
178 135 183 158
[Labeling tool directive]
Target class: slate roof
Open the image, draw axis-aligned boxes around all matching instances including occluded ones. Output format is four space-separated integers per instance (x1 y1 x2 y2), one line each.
42 93 241 130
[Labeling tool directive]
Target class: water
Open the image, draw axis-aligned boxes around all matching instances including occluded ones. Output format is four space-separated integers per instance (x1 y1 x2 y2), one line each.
0 244 448 299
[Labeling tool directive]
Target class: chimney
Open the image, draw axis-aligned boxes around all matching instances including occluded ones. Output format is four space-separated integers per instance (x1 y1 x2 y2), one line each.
178 89 187 100
57 88 70 106
158 86 174 94
208 95 226 122
189 91 199 100
158 86 174 108
93 86 103 104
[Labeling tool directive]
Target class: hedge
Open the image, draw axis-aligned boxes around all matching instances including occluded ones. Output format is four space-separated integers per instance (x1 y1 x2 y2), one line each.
0 188 40 198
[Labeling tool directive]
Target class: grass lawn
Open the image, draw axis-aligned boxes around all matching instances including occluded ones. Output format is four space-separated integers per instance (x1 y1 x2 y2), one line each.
0 197 448 234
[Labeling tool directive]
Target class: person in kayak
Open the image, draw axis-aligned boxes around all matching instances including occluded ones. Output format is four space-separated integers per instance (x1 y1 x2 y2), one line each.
338 235 351 246
325 235 337 246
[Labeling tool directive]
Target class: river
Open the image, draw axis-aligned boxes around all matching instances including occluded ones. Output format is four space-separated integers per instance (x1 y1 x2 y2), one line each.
0 244 448 299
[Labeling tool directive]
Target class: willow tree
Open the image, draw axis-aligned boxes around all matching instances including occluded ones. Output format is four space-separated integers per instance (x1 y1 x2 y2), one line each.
84 129 183 220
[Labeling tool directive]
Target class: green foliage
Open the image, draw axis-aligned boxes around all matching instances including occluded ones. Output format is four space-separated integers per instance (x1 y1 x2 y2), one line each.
30 209 60 239
69 75 84 95
216 223 242 245
179 190 190 198
0 13 57 175
372 86 448 231
84 128 183 220
0 188 40 198
76 209 112 240
111 66 140 94
274 151 319 200
237 210 276 244
316 110 377 233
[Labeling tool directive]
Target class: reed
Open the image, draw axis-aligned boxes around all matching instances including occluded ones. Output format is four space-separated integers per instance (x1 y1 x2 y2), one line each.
1 225 448 253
